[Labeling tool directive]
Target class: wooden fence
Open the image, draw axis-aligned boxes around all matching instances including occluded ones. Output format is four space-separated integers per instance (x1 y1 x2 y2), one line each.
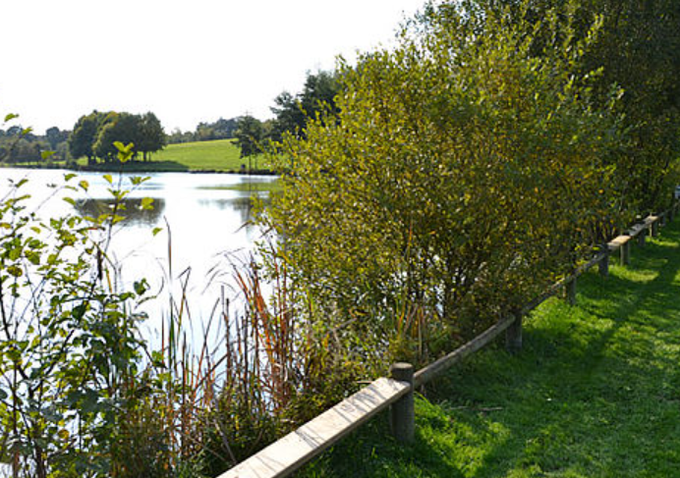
218 202 679 478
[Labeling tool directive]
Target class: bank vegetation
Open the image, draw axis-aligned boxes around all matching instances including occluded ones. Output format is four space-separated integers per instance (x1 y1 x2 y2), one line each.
1 0 679 476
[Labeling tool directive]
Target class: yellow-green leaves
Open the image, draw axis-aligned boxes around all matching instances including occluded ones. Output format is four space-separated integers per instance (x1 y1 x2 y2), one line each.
140 197 154 210
263 0 626 368
114 141 134 163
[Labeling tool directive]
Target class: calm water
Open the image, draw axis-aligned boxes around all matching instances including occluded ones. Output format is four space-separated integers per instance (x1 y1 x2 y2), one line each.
0 168 276 341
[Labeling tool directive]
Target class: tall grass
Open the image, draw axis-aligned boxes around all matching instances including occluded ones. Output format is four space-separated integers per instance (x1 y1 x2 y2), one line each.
0 172 358 478
107 238 361 477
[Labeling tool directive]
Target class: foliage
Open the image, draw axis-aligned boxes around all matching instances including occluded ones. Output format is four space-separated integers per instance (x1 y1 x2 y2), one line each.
263 2 623 366
68 112 103 163
269 70 341 142
234 115 263 159
137 113 167 161
454 0 680 213
168 117 241 145
70 111 166 164
0 120 68 164
0 133 334 476
0 169 161 477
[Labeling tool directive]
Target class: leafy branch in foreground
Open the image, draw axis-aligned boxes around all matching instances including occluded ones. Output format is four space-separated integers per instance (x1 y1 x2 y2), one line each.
0 171 161 477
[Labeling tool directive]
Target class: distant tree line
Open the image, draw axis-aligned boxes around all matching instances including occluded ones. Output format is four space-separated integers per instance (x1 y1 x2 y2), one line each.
1 70 342 166
0 125 70 163
167 70 342 160
1 111 168 165
168 117 241 144
69 111 166 163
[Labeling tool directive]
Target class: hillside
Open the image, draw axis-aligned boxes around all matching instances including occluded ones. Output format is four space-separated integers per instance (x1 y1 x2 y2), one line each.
68 139 269 173
151 139 267 172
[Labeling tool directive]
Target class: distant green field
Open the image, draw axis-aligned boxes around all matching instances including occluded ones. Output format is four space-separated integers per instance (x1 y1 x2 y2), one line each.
152 139 267 172
71 139 269 173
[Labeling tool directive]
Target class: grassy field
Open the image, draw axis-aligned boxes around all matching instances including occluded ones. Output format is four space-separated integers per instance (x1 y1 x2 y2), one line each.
299 219 680 477
66 139 269 173
151 139 267 172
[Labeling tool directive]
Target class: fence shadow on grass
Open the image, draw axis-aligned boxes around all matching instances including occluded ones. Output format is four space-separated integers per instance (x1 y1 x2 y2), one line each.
429 220 680 477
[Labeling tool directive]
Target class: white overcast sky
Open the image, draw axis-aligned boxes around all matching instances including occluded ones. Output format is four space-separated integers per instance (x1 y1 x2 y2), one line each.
0 0 427 135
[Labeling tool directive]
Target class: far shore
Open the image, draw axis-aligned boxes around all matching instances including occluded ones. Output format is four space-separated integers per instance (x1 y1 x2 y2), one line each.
1 139 275 175
0 161 276 175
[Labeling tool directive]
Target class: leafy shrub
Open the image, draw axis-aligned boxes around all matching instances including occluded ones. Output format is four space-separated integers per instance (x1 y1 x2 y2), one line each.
262 2 624 367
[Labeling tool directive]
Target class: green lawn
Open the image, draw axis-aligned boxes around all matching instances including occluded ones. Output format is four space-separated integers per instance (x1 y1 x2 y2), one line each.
67 139 269 173
299 219 680 477
151 139 267 172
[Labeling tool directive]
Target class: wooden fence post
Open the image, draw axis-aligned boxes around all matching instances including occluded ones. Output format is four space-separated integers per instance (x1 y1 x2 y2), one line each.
621 241 630 266
565 277 577 305
505 311 523 354
651 219 659 237
637 229 646 247
599 249 609 278
390 363 414 443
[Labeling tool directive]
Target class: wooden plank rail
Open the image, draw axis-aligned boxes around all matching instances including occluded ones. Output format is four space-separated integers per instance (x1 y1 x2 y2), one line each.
218 377 410 478
414 315 516 387
215 203 679 478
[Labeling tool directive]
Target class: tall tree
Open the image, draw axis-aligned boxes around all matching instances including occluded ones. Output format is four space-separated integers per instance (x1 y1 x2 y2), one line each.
442 0 680 213
270 70 341 141
234 115 263 170
69 111 106 163
138 112 166 160
45 126 67 150
93 112 143 162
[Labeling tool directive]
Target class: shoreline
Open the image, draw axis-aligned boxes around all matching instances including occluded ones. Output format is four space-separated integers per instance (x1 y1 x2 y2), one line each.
0 161 276 176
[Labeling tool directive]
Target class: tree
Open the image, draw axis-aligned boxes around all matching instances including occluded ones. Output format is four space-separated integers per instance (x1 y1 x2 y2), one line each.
138 112 166 160
262 1 623 366
45 126 67 150
453 0 680 214
93 112 142 162
234 115 263 170
270 70 341 141
195 122 216 141
212 117 240 139
70 111 166 162
270 91 306 140
69 111 106 163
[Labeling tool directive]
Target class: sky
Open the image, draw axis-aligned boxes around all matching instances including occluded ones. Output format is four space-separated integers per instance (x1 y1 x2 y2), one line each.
0 0 427 135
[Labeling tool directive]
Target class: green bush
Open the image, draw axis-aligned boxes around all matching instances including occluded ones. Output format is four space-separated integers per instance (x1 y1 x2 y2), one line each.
263 2 624 367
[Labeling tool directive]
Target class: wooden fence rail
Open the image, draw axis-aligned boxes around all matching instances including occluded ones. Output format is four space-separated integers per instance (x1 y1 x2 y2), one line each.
218 201 678 478
217 378 410 478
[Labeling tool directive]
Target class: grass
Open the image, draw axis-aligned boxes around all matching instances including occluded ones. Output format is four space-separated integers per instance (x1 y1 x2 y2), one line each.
61 139 267 172
147 139 268 172
6 139 271 173
298 218 680 477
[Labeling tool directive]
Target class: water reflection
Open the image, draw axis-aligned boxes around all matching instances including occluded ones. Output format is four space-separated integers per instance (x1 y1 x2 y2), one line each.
74 197 166 225
197 195 269 225
0 168 277 338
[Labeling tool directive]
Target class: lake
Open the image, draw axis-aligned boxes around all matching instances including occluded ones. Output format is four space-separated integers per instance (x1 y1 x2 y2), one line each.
0 167 276 344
